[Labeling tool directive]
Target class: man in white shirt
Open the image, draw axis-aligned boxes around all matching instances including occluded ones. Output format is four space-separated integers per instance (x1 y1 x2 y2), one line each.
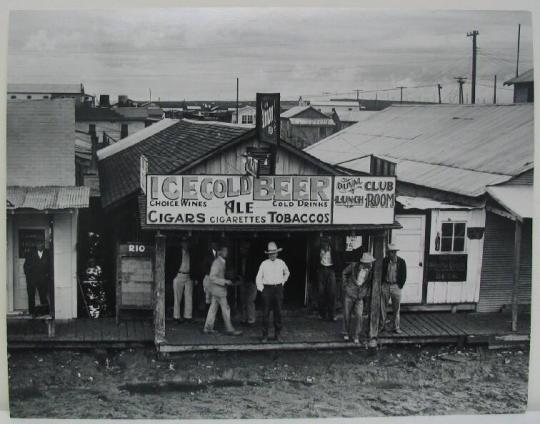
256 241 290 342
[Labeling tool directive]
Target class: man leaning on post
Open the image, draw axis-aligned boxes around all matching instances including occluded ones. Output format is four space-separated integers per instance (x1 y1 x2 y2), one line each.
380 243 407 334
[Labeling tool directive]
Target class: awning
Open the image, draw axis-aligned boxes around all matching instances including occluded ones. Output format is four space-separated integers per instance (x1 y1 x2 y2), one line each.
7 186 90 210
486 185 533 220
397 195 474 210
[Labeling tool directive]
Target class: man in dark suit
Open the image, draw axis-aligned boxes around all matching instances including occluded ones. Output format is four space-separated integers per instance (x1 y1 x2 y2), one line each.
381 243 407 334
23 241 51 317
236 240 259 326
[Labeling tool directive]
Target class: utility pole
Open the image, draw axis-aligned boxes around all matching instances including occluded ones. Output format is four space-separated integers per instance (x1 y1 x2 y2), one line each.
493 75 497 104
467 30 479 104
516 24 521 77
356 89 359 101
454 77 466 104
236 77 239 124
397 86 406 104
149 88 152 104
437 84 442 104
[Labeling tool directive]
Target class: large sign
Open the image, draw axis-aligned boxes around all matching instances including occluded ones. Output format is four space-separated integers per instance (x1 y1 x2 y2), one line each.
256 93 280 145
146 175 395 226
140 154 148 194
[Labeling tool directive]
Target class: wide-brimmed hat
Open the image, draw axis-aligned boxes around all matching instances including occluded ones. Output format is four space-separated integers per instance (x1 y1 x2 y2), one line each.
265 241 283 254
360 252 376 263
387 243 399 251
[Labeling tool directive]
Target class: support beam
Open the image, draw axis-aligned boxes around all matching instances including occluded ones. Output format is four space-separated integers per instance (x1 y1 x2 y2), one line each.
154 231 167 345
511 219 522 332
369 231 387 340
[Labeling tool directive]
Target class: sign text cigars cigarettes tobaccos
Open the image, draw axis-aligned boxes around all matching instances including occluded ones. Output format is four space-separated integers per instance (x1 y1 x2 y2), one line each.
146 175 395 225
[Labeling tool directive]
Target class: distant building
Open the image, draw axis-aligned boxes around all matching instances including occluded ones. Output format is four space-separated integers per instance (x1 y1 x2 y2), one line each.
231 105 256 125
308 100 360 115
504 68 534 103
332 109 378 130
7 83 92 107
6 99 90 320
280 105 337 149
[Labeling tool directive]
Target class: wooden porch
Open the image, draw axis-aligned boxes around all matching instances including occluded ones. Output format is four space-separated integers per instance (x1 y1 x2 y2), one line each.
7 312 530 351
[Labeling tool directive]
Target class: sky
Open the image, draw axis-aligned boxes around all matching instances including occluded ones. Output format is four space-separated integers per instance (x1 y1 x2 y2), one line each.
7 8 533 103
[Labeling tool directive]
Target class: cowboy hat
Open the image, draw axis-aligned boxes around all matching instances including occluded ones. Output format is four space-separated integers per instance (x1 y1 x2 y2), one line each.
265 241 283 254
387 243 399 251
360 252 376 263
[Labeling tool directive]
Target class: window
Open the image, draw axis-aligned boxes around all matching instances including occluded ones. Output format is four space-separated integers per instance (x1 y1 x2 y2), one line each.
242 114 254 124
441 222 466 252
246 147 273 175
319 127 327 138
26 95 32 99
10 95 16 99
43 95 49 99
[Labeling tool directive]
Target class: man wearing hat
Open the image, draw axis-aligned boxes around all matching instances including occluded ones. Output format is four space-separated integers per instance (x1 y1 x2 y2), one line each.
381 243 407 334
172 236 197 323
341 252 376 343
256 241 290 342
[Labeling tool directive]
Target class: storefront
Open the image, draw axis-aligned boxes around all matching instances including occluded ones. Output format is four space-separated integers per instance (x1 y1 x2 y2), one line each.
97 94 400 346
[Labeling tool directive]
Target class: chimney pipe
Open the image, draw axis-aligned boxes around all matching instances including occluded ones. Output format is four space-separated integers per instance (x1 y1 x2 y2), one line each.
120 123 128 139
99 95 110 107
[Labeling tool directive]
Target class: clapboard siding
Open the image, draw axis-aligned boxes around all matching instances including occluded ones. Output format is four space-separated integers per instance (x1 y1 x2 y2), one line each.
189 138 322 175
477 212 532 312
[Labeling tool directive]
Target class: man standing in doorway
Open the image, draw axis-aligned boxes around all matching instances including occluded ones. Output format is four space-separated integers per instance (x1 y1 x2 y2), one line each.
381 243 407 334
318 236 337 321
256 241 290 343
172 236 196 324
203 244 242 336
23 241 51 318
237 240 258 327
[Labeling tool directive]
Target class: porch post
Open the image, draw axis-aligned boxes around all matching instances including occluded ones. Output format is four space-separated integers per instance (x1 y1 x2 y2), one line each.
511 219 522 332
369 230 386 341
154 231 166 345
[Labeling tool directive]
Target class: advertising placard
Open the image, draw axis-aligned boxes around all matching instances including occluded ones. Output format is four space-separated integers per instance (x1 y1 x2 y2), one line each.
146 175 332 225
256 93 280 145
332 176 396 224
145 175 396 226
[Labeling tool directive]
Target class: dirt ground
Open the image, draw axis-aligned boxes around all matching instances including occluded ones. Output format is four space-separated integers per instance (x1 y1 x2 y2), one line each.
7 345 529 419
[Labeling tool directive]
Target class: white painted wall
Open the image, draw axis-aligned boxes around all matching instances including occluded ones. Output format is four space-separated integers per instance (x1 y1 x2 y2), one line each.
7 211 79 319
426 209 486 304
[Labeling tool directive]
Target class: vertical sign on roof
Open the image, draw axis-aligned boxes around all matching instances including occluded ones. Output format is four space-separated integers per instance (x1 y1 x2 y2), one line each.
256 93 280 146
140 154 148 194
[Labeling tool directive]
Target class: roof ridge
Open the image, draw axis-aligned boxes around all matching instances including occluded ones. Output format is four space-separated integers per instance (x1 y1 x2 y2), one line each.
182 118 254 129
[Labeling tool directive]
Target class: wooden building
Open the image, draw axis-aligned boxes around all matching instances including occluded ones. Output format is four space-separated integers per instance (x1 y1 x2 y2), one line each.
504 68 534 103
6 99 90 320
97 95 399 347
280 105 337 149
306 104 534 322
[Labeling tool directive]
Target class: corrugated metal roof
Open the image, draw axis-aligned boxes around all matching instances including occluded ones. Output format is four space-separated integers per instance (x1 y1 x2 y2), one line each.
306 104 534 197
397 195 474 210
7 186 90 210
289 118 335 126
280 105 311 118
504 68 534 85
486 185 533 219
8 83 83 94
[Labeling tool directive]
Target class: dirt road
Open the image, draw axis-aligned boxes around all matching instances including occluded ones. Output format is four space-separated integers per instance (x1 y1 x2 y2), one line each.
8 345 529 418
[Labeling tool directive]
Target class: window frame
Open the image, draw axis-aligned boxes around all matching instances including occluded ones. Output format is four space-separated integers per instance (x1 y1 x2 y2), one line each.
440 221 467 253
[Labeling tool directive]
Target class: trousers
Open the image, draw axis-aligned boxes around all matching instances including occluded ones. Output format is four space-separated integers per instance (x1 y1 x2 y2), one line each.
173 273 193 319
261 284 283 337
204 295 235 332
381 283 402 330
318 266 336 319
27 277 49 315
342 294 366 338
